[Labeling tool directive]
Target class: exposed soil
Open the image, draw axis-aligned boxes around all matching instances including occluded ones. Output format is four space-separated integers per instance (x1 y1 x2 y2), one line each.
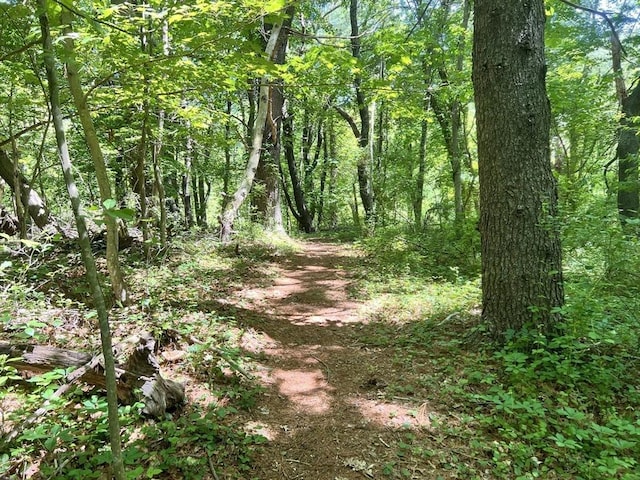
222 241 457 480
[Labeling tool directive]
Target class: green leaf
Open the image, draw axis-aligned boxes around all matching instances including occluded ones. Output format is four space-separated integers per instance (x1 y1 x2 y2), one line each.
103 198 117 210
146 466 163 477
105 207 136 222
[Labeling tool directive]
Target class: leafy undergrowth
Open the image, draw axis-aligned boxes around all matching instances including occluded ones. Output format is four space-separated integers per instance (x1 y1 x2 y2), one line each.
2 221 640 480
0 230 298 479
353 224 640 480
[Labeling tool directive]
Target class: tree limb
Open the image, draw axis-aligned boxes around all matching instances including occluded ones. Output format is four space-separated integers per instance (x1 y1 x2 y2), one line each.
333 105 361 140
0 39 42 62
557 0 627 56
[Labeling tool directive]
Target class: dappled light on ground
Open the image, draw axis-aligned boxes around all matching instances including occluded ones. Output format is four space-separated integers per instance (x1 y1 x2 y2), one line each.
232 242 366 327
225 242 461 479
257 367 333 414
348 397 432 429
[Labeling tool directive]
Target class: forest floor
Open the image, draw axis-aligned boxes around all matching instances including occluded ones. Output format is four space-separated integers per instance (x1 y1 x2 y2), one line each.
217 239 481 480
1 235 485 480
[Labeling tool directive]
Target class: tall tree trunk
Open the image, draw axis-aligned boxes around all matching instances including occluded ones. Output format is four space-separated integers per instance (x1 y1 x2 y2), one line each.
349 0 375 221
152 16 170 248
62 14 129 303
8 89 27 239
283 107 314 232
38 4 125 478
183 133 194 230
252 8 294 234
252 85 286 233
219 22 284 242
136 102 150 256
328 120 339 228
152 112 167 248
617 83 640 227
318 128 329 228
222 99 233 212
413 118 429 230
473 0 564 339
196 175 209 227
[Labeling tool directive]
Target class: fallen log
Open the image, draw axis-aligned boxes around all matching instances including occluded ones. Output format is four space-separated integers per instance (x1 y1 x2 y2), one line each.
0 333 185 419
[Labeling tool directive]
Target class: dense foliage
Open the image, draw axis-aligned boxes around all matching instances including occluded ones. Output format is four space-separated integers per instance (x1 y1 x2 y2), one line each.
2 0 640 478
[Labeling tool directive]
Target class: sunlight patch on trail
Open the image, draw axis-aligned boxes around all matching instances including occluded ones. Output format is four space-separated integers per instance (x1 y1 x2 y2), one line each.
348 397 433 429
257 367 334 414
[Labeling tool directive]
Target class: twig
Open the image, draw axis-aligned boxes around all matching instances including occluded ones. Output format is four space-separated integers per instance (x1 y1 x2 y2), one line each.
378 436 390 448
206 451 220 480
557 0 627 56
310 355 330 383
437 312 460 326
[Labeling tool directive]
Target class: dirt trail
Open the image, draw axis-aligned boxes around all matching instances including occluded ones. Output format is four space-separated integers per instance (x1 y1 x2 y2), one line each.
227 242 435 480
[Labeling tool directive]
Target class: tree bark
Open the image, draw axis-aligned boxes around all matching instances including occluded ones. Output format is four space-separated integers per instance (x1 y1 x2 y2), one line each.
38 4 125 478
152 111 168 248
283 107 314 232
219 22 284 242
616 82 640 227
252 8 294 234
473 0 564 339
221 99 233 212
0 149 52 231
62 14 129 304
349 0 375 221
183 132 194 230
413 118 429 230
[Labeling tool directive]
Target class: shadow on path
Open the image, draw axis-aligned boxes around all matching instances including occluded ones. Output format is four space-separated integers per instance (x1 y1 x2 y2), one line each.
221 242 448 480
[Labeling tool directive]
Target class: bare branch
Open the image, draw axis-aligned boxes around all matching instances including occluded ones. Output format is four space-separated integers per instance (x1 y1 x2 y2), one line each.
0 39 41 62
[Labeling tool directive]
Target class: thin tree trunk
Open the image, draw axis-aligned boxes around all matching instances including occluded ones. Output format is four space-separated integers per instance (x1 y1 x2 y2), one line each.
414 119 429 230
349 0 375 221
318 128 329 228
136 102 150 256
62 14 129 303
219 22 284 242
152 112 167 248
183 133 194 230
222 99 233 212
38 4 125 478
153 16 170 248
283 108 314 232
197 175 209 227
328 119 339 228
9 89 27 239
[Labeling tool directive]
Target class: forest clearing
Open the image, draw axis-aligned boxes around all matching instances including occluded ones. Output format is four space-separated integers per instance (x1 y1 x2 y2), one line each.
2 0 640 478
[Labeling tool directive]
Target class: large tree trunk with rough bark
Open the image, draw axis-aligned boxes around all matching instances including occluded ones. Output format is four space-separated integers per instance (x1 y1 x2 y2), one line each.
252 9 294 234
473 0 564 340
